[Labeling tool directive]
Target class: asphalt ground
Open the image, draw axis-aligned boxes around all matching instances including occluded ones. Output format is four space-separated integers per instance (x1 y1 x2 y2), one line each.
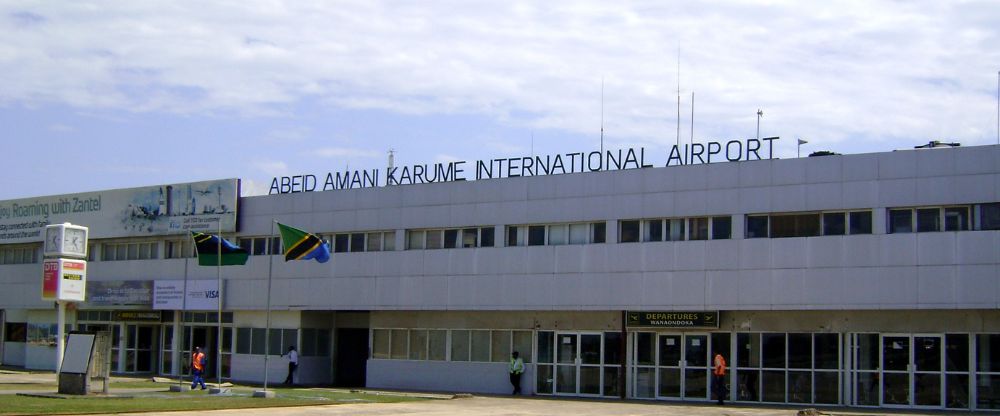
0 369 970 416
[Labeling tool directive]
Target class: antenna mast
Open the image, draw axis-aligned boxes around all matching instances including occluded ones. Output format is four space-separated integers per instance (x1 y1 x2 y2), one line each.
676 45 681 147
601 77 605 154
690 91 695 144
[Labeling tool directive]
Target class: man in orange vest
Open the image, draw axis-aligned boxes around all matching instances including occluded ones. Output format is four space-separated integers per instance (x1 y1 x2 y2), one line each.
191 346 207 390
713 350 727 405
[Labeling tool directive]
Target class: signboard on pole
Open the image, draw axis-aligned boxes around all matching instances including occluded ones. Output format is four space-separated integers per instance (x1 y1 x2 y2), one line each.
42 258 87 302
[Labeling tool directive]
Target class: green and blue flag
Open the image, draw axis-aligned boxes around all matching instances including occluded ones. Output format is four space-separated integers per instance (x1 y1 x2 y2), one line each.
191 231 249 266
277 222 330 263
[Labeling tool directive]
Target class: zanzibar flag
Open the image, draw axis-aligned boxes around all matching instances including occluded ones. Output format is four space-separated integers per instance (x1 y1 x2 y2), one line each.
277 222 331 263
191 231 249 266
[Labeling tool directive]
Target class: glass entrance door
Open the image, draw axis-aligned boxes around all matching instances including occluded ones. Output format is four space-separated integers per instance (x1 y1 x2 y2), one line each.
124 324 157 373
636 333 710 401
881 334 944 408
554 332 603 396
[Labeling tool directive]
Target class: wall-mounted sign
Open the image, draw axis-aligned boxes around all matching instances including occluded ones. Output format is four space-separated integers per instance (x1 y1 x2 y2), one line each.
87 281 153 306
41 258 87 302
112 311 162 322
269 138 780 194
626 311 719 329
153 280 220 310
0 178 239 244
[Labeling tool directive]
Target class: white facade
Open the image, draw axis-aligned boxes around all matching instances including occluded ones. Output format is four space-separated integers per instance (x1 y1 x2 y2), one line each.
1 144 999 410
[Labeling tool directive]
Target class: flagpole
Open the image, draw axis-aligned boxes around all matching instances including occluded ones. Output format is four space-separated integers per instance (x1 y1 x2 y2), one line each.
215 220 224 392
180 255 188 390
263 219 275 392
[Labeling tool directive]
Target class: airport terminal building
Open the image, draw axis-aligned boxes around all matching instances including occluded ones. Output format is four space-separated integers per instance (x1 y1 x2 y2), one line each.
1 141 1000 411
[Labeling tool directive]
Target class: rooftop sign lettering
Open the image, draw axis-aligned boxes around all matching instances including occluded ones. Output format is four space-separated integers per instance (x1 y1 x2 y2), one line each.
269 137 779 195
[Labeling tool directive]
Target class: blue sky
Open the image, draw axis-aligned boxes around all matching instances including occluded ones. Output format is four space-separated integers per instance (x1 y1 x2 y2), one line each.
2 1 999 200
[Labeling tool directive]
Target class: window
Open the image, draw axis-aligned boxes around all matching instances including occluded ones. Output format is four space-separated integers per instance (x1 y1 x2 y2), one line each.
666 218 685 241
166 240 193 259
981 203 1000 230
770 213 820 238
889 208 913 233
746 215 769 238
944 207 969 231
300 328 330 357
712 216 732 240
4 322 26 342
0 246 38 265
917 208 941 232
372 329 390 359
366 232 382 252
644 219 663 242
528 226 545 246
349 233 365 252
619 220 640 243
569 223 589 244
406 227 493 250
591 222 606 243
890 205 974 233
100 242 159 261
849 211 873 234
823 212 845 236
689 217 709 240
548 224 568 245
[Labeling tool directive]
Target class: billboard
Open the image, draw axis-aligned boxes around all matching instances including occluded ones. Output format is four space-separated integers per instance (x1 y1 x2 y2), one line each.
0 179 239 244
153 280 220 310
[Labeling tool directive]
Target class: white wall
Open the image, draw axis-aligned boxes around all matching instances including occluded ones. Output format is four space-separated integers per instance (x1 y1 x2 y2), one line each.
367 360 534 395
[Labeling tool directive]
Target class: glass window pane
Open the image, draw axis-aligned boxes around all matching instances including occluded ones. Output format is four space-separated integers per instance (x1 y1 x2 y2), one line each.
451 330 470 361
889 209 913 233
856 333 879 370
823 212 846 235
350 233 365 252
762 333 786 368
788 333 811 369
491 331 511 362
428 330 447 361
771 214 820 238
236 328 251 354
407 231 424 250
513 331 533 364
268 329 282 356
977 334 1000 372
548 225 568 245
712 216 732 239
301 329 316 356
270 237 281 255
746 216 768 238
636 332 654 365
470 330 490 362
537 331 554 363
667 218 686 241
946 334 969 372
917 208 941 232
426 230 443 249
689 217 709 240
738 332 760 368
944 207 969 231
384 232 396 251
849 211 873 234
788 371 812 403
814 334 839 370
814 371 839 404
947 374 970 409
506 226 520 247
390 329 408 359
762 370 785 402
619 220 640 243
367 232 382 252
335 234 350 252
569 223 588 244
480 227 494 247
591 222 606 243
443 229 458 249
644 219 663 242
409 330 427 360
372 329 389 359
528 226 545 246
981 203 1000 230
604 332 622 365
250 328 266 355
462 228 478 248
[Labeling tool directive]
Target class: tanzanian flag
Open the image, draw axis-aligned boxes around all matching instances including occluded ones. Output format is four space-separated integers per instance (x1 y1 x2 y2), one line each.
277 223 331 263
191 231 249 266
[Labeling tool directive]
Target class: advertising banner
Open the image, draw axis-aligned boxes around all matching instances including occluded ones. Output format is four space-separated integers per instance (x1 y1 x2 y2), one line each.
153 280 220 311
42 259 87 302
86 281 154 306
0 179 239 244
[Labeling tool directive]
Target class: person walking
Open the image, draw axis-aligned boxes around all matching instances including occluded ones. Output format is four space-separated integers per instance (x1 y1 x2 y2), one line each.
283 345 298 385
713 350 727 405
509 351 525 395
191 346 207 390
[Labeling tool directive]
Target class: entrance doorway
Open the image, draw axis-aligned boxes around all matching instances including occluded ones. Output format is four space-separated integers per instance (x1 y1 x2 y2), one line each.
882 334 944 408
552 332 603 396
123 324 157 373
334 328 368 387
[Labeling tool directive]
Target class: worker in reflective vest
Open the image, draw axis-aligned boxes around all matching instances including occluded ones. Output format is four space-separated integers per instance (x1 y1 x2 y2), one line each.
191 346 207 390
509 351 525 395
713 351 727 405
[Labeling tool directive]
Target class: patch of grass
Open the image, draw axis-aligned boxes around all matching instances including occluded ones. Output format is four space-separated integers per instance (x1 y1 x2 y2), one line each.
1 387 426 415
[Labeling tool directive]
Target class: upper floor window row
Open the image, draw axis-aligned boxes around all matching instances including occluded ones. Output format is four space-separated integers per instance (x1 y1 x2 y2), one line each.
620 216 731 243
746 210 872 239
888 203 1000 234
0 245 38 265
506 222 606 246
238 237 282 256
329 231 396 253
101 242 159 261
407 227 494 250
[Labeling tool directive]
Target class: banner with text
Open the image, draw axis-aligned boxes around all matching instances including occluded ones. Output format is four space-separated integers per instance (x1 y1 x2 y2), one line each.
0 179 239 244
153 279 220 310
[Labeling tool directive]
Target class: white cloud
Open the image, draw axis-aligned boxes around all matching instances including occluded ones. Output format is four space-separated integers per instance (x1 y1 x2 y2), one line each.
0 1 998 152
312 147 380 158
253 160 288 176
